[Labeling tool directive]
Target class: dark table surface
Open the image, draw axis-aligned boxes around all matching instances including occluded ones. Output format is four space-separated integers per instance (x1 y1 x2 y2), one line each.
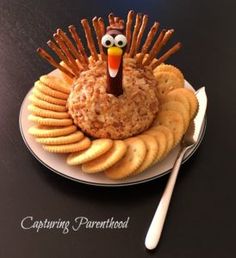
1 0 236 257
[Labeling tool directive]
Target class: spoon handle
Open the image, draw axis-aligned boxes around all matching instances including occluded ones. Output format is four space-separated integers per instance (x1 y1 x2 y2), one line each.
145 147 187 250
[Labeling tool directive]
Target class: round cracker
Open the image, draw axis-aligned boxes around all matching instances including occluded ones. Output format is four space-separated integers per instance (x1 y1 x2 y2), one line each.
143 130 167 163
152 125 174 156
154 71 183 99
104 137 146 180
156 110 185 146
28 114 73 127
133 135 158 175
81 140 127 173
29 95 67 112
67 139 113 165
171 88 198 119
28 104 70 119
43 137 91 153
163 90 190 114
40 75 71 94
34 81 69 100
36 131 84 145
154 64 184 85
32 88 67 106
160 101 190 131
28 125 77 137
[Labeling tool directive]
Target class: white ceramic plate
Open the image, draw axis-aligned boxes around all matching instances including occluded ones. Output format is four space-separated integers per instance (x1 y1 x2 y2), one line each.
19 79 206 187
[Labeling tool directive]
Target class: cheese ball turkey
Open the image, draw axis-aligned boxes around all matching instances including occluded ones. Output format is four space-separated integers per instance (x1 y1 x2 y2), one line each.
37 11 181 140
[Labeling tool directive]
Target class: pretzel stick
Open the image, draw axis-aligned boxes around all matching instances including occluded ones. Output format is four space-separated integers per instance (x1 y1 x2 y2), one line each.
150 29 174 63
162 29 174 46
151 42 182 69
134 14 148 55
53 33 81 75
47 39 79 75
92 17 106 60
98 17 105 36
125 10 135 53
68 25 88 66
136 22 159 65
128 13 142 57
81 19 98 61
146 28 175 65
57 28 84 66
54 32 81 73
145 29 174 65
108 12 115 25
143 29 166 66
37 48 74 78
47 40 75 75
147 29 175 67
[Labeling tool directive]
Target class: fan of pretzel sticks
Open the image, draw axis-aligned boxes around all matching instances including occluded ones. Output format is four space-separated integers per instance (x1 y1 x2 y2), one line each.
37 10 182 79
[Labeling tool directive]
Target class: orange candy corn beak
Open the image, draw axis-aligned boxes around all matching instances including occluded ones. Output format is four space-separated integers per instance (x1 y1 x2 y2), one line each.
107 47 123 78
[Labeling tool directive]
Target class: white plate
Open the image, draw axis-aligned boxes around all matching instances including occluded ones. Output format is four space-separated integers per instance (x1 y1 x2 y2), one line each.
19 79 206 187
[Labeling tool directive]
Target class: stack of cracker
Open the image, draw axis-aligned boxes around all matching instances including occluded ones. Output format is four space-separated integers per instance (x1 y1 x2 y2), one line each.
28 64 198 180
27 10 199 180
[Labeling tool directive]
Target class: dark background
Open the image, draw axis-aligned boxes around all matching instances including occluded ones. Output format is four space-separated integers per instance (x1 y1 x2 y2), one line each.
0 0 235 257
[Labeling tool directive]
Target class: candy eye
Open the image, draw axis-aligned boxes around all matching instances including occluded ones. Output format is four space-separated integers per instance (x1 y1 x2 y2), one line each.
114 34 127 48
101 34 114 48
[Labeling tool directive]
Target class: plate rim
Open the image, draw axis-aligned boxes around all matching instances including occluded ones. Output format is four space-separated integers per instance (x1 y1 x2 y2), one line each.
19 84 207 188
